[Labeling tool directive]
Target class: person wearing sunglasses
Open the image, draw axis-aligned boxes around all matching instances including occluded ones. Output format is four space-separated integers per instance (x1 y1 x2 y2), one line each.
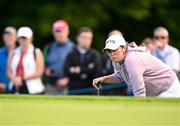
154 26 180 74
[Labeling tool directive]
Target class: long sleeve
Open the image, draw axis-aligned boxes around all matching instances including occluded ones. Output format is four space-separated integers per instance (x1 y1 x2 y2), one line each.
125 53 146 97
64 53 80 79
0 65 2 82
170 49 180 72
79 50 102 78
112 62 124 83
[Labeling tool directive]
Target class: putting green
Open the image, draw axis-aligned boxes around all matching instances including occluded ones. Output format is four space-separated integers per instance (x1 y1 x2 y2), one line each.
0 95 180 126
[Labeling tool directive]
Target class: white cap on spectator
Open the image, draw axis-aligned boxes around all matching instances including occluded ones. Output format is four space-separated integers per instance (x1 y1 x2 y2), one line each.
102 35 126 52
17 27 33 38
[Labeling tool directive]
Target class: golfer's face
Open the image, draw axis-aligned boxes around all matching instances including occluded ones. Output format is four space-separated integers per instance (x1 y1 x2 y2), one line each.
107 47 125 63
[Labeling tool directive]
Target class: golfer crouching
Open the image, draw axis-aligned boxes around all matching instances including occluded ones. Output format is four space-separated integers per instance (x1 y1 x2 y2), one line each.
93 35 180 97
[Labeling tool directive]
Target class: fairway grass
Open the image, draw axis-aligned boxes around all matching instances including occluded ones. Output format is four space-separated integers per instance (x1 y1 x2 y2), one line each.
0 95 180 126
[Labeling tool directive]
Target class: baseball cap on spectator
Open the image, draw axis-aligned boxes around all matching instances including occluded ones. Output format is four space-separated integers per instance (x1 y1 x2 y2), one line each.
4 26 16 35
53 20 69 31
102 35 126 53
17 27 33 38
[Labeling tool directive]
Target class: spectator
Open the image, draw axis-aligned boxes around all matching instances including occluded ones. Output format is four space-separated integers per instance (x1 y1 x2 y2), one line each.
101 54 114 76
0 27 17 93
44 19 74 95
7 27 45 94
154 26 180 74
101 29 127 96
141 37 156 55
64 27 102 95
108 30 123 37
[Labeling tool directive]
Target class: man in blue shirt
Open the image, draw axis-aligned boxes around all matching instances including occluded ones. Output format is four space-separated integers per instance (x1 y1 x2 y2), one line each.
0 26 17 93
153 26 180 74
44 20 74 95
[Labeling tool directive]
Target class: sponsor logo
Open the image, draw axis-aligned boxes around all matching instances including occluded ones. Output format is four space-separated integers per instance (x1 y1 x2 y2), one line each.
106 40 115 44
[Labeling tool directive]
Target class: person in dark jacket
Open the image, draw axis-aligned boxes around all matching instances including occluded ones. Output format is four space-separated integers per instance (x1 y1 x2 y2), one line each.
64 27 102 95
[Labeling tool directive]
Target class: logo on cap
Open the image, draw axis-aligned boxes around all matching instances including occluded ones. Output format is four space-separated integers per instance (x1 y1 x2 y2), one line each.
106 40 115 44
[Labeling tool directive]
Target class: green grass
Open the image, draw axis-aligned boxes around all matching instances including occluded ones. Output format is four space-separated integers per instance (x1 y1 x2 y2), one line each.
0 95 180 126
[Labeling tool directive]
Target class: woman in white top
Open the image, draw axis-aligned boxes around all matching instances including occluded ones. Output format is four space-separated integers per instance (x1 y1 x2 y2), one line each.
7 27 45 94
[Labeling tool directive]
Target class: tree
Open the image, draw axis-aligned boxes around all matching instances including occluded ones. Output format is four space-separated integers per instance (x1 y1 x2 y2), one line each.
0 0 180 50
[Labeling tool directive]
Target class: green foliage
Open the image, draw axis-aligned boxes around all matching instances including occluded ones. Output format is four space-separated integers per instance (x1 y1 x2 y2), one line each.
0 0 180 51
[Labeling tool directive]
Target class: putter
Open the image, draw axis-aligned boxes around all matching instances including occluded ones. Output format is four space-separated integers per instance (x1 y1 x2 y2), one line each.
97 84 102 96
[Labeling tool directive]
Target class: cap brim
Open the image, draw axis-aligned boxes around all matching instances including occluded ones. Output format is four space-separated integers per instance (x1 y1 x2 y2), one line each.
53 27 68 31
102 45 119 53
17 34 31 38
18 36 28 38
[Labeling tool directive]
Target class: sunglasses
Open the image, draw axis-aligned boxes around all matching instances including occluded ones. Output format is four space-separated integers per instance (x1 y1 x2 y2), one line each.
54 30 63 32
154 36 168 40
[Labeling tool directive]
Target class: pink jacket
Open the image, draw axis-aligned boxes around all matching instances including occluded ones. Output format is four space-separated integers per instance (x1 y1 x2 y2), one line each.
112 42 176 96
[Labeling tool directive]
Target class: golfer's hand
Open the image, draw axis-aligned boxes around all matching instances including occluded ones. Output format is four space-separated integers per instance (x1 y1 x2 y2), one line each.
92 76 104 89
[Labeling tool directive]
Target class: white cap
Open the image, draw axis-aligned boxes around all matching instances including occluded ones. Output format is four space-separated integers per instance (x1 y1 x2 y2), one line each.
102 35 126 52
17 27 33 38
4 26 16 35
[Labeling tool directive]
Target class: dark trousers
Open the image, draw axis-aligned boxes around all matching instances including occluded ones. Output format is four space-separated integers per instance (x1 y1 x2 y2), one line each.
11 81 29 94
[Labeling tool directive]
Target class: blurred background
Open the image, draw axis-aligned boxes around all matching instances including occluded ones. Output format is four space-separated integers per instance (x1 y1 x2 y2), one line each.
1 0 180 50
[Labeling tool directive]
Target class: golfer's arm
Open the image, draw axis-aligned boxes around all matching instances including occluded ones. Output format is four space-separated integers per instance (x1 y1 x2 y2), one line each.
103 74 119 83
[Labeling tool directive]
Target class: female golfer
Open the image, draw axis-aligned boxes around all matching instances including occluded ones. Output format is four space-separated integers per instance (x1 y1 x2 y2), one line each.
93 35 180 97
